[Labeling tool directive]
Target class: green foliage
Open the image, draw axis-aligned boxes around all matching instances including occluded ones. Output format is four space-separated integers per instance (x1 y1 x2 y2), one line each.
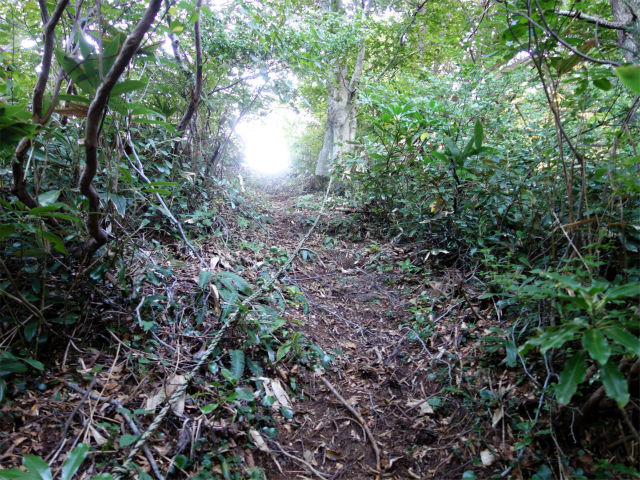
0 444 108 480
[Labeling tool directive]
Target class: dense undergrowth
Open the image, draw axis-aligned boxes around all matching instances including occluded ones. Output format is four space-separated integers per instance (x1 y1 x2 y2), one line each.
1 0 640 478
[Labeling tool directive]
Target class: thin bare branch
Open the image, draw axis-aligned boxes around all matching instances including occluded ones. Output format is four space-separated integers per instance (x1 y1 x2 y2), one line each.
176 0 203 133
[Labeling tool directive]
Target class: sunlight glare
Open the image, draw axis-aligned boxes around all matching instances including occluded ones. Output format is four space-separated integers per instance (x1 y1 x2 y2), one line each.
238 112 291 174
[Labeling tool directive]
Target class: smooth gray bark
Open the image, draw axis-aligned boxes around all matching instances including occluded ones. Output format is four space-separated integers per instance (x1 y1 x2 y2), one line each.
315 0 373 177
609 0 639 62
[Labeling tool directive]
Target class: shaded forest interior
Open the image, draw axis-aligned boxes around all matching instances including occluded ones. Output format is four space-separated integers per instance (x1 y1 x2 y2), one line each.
0 0 639 479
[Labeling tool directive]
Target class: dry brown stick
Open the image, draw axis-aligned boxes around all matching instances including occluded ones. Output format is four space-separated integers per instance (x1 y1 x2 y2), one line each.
64 381 163 480
460 286 482 323
46 376 97 462
272 440 329 480
618 404 640 444
320 376 381 472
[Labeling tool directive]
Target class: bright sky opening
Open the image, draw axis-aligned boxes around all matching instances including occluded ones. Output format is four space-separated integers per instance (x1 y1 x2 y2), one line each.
237 111 291 174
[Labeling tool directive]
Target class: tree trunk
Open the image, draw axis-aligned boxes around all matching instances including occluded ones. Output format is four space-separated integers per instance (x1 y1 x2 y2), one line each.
609 0 639 62
315 66 358 176
315 0 372 178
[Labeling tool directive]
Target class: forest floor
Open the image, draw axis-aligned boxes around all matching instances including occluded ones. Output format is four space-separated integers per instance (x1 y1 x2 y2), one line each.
0 177 632 480
249 185 491 479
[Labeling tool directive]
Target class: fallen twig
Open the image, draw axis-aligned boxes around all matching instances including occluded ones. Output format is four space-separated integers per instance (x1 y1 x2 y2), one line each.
47 376 97 463
320 376 381 472
64 381 164 480
272 440 329 479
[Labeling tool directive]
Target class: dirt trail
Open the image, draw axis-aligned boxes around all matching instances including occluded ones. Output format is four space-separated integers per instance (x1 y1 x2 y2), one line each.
0 183 488 480
256 190 473 479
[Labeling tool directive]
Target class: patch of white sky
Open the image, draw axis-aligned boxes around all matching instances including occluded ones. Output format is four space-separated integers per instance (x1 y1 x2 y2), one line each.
237 109 295 174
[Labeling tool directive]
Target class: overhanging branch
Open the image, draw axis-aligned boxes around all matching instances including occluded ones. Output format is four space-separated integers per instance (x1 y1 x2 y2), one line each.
557 10 631 30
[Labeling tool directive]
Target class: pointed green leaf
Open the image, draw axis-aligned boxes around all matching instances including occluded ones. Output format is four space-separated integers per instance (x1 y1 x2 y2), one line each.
583 329 611 364
276 342 292 362
235 387 254 401
198 270 213 290
229 349 245 381
604 328 640 356
62 443 89 480
604 282 640 300
0 224 15 239
474 120 483 149
600 361 630 407
0 467 33 479
41 231 68 255
593 78 612 91
119 434 140 447
111 79 148 97
555 351 586 405
444 136 460 157
38 190 60 207
23 456 52 480
217 272 253 295
102 34 124 77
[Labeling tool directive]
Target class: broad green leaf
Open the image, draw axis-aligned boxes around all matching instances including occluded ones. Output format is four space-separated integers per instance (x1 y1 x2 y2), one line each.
522 325 579 354
38 190 60 207
555 351 586 405
198 270 212 290
147 181 179 187
174 455 188 469
235 387 255 401
119 434 140 447
444 136 460 157
201 403 218 414
604 282 640 300
474 120 483 149
600 361 630 407
0 359 28 376
276 342 292 362
0 467 34 479
217 271 253 295
88 475 112 480
57 94 91 105
504 339 517 368
141 188 171 195
62 443 89 480
604 328 640 356
54 50 95 95
41 231 68 255
0 224 15 239
22 359 44 370
111 79 148 97
229 349 245 381
542 272 582 292
23 456 52 480
593 78 612 91
29 205 61 215
582 329 610 364
102 34 124 76
615 66 640 95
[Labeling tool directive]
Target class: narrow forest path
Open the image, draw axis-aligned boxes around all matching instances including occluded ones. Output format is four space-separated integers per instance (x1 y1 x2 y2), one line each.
249 185 486 479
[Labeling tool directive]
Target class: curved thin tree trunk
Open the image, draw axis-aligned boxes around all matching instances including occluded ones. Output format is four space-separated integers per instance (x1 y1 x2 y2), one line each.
176 0 203 133
81 0 163 254
13 0 69 212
